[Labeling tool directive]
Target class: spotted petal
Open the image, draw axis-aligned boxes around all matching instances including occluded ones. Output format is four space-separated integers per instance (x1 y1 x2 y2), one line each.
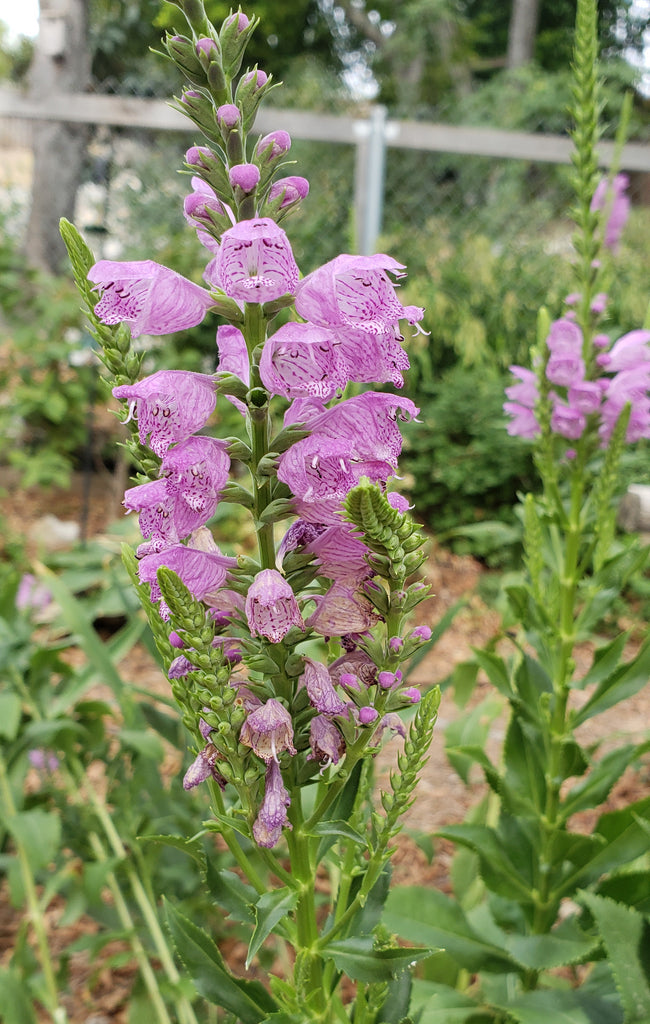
89 259 213 337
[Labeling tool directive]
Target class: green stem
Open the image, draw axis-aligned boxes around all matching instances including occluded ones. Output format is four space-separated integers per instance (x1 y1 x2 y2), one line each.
87 831 174 1024
0 753 69 1024
67 757 199 1024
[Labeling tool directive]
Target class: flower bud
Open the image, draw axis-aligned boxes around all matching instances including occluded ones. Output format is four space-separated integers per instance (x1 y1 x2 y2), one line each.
254 130 291 169
359 706 379 725
165 34 204 82
219 10 256 77
229 162 261 194
235 68 272 132
179 89 219 139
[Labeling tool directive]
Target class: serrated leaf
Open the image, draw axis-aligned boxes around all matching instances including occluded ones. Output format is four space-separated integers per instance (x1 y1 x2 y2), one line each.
580 891 650 1023
137 833 206 867
247 887 298 968
163 898 276 1023
324 935 431 983
573 637 650 726
504 918 599 970
303 819 368 847
498 987 624 1024
205 863 256 924
561 744 639 820
383 887 518 974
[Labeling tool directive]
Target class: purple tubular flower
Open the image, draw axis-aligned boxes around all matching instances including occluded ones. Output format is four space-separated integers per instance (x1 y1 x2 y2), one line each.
379 713 407 739
277 520 326 564
600 369 650 444
124 479 179 551
229 163 261 192
253 760 292 848
16 573 52 613
300 658 348 715
568 381 602 415
138 544 236 608
601 330 650 372
308 716 345 766
113 370 217 456
278 393 418 522
245 569 304 643
210 218 299 303
590 173 630 252
335 326 410 388
216 324 250 415
295 253 424 334
329 650 377 689
88 260 213 338
268 176 310 209
259 322 347 400
306 583 379 637
503 365 540 439
504 402 540 439
239 698 296 762
183 743 227 790
550 399 586 440
304 524 372 586
161 435 230 537
386 491 412 513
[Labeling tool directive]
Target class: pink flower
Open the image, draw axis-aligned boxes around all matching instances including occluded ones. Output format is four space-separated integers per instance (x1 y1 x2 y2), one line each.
89 260 213 338
138 543 236 609
296 254 424 335
256 131 292 161
259 322 347 400
113 370 217 456
550 399 586 440
306 582 379 637
546 319 583 354
505 365 538 408
240 698 296 762
567 381 602 415
590 173 630 252
304 524 372 586
300 658 348 715
183 743 227 790
253 760 291 848
124 479 179 551
503 402 540 439
209 218 299 303
599 330 650 373
335 326 410 388
308 716 345 766
161 435 230 537
245 569 304 643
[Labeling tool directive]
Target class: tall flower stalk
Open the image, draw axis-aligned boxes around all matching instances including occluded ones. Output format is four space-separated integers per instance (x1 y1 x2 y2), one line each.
63 3 439 1020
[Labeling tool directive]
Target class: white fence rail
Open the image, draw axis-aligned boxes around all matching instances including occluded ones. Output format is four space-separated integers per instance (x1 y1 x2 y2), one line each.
1 88 649 254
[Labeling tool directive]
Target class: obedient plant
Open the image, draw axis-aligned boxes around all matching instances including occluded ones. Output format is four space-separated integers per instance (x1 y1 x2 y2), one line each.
378 2 650 1021
62 3 440 1022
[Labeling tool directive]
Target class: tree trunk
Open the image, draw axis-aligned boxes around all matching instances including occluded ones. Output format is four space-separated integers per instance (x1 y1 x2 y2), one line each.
506 0 540 69
25 0 91 273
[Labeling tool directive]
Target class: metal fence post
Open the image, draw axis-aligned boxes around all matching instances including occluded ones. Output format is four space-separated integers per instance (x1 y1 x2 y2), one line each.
354 104 387 255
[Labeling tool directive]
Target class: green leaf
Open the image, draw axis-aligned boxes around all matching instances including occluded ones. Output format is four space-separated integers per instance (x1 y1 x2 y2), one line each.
435 824 535 904
573 632 630 691
444 696 502 784
324 936 431 983
247 887 298 968
409 980 483 1023
303 819 368 847
580 891 650 1023
0 967 38 1024
383 887 518 974
572 637 650 726
471 649 513 698
561 745 640 819
137 833 207 867
163 899 276 1023
119 728 164 761
0 694 22 740
497 987 624 1024
558 799 650 895
505 917 599 970
7 810 61 874
205 863 256 924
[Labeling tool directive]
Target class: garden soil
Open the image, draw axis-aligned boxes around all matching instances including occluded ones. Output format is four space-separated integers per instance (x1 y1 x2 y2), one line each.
1 473 648 1023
